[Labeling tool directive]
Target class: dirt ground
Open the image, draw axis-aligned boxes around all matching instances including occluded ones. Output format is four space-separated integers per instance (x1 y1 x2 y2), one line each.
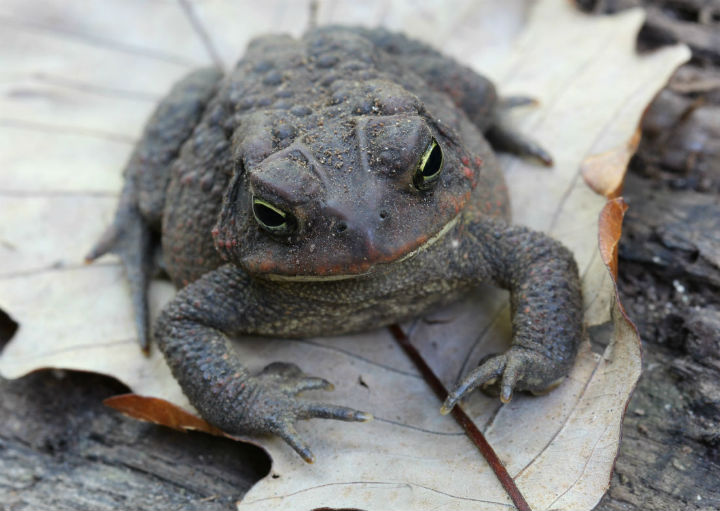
1 1 719 510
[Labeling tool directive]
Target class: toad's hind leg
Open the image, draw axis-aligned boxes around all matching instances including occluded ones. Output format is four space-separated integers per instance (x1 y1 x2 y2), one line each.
486 97 553 166
413 54 552 165
86 68 222 351
87 181 155 351
354 27 552 164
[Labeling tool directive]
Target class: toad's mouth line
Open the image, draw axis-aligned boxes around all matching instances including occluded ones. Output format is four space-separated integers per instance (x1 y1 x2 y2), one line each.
264 214 460 282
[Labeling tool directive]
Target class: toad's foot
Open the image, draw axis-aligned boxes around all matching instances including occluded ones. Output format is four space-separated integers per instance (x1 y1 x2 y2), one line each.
231 362 372 463
488 95 553 166
440 347 566 414
156 264 373 463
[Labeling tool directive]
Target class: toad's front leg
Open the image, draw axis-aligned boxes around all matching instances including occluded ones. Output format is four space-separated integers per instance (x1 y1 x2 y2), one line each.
442 219 584 413
155 264 371 462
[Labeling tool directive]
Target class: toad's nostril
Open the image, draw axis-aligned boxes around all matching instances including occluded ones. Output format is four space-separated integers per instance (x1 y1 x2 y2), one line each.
379 210 388 220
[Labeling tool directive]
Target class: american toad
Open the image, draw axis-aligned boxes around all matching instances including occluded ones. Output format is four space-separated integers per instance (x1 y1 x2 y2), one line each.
88 27 583 462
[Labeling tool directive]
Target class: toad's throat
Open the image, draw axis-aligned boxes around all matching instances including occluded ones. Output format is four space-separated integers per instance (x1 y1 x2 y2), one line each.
265 215 460 282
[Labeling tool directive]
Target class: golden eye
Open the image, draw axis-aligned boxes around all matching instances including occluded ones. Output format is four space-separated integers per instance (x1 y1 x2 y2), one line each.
413 138 444 191
252 196 296 235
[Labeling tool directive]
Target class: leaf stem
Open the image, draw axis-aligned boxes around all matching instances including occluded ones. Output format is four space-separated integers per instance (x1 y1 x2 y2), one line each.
389 324 532 511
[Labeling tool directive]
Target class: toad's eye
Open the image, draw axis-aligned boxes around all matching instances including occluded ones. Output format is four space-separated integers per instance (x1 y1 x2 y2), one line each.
413 138 444 191
252 196 296 235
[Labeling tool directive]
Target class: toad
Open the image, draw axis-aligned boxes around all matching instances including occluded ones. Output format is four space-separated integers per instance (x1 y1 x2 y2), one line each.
88 27 583 462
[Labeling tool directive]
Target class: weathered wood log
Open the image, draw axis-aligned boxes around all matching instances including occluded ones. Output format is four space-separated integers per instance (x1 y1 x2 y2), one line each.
619 174 720 287
580 0 720 64
595 175 720 510
0 370 269 511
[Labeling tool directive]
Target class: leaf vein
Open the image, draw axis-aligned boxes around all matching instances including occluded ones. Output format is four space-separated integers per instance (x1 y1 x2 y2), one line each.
512 353 604 479
0 118 135 144
0 15 195 67
290 338 421 378
240 480 514 507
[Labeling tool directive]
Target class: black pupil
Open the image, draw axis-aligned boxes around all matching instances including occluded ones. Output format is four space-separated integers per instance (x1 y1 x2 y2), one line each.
422 143 442 177
254 202 285 227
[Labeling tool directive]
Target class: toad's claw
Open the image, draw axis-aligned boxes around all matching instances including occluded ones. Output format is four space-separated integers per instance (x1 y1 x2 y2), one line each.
275 407 372 463
440 347 566 414
246 362 372 462
277 424 315 463
441 355 505 414
499 95 538 109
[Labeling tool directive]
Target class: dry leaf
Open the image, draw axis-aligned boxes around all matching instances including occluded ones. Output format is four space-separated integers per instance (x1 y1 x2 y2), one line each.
0 1 689 510
598 199 630 281
104 394 226 436
582 130 641 199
